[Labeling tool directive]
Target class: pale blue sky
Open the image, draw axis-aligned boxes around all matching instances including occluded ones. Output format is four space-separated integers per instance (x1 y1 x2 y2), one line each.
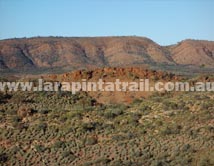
0 0 213 45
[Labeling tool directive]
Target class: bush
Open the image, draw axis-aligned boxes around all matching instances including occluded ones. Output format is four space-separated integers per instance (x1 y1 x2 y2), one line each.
53 141 66 149
84 136 98 145
110 160 123 166
163 101 178 110
36 122 47 132
161 124 182 135
0 153 8 164
103 108 124 119
62 150 71 158
35 145 46 153
40 110 50 114
81 122 96 132
62 150 76 161
140 105 151 112
11 116 21 123
93 158 111 165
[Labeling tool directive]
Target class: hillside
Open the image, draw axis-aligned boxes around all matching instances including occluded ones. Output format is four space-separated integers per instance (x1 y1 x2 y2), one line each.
168 39 214 66
0 37 214 74
44 67 180 104
0 85 213 166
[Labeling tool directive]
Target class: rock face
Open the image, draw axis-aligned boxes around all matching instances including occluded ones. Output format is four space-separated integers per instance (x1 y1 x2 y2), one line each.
49 67 178 82
0 36 214 72
45 67 181 104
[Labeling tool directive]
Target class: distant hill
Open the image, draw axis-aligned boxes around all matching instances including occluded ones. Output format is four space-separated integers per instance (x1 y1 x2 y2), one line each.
0 36 214 74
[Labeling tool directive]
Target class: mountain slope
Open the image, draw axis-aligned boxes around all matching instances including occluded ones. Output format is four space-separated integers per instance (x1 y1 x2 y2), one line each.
0 37 214 73
169 39 214 66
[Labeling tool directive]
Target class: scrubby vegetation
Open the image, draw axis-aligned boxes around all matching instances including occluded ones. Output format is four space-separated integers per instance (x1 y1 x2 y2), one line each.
0 90 213 165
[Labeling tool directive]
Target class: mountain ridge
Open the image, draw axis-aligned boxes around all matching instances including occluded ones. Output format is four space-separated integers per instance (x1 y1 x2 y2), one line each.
0 36 214 73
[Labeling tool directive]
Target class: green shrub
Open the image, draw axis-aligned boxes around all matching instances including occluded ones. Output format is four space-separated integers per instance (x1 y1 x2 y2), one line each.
40 110 50 114
53 141 66 149
62 150 76 161
84 136 98 145
36 122 47 132
140 105 151 112
163 101 178 110
0 153 8 164
11 116 21 123
93 158 111 165
35 145 46 153
102 108 124 119
161 124 182 135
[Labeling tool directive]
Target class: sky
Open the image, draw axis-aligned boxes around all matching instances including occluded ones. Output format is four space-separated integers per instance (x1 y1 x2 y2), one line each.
0 0 213 45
